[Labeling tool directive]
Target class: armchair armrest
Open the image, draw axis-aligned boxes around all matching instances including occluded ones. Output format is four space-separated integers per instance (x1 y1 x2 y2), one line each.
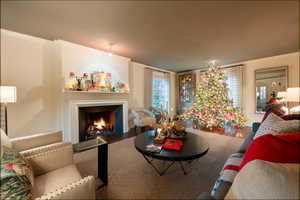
10 131 63 152
35 176 95 200
139 109 155 118
24 143 73 176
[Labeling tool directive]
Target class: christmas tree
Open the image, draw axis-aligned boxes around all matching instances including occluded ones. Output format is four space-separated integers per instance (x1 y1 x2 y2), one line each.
181 64 246 130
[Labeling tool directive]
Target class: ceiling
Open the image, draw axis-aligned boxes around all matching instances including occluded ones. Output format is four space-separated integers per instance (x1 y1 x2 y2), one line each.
1 1 299 71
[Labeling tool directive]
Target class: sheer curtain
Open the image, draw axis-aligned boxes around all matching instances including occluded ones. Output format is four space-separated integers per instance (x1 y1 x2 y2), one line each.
151 71 170 111
144 68 153 109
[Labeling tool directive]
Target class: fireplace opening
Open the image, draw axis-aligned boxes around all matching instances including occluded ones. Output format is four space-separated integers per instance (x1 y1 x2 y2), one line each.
79 105 123 142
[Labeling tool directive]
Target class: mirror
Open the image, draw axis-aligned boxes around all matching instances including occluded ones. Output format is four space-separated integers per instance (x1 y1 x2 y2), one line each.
255 66 288 113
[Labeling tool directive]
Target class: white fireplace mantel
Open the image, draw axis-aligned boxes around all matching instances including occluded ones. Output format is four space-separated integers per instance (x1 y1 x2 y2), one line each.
65 99 128 143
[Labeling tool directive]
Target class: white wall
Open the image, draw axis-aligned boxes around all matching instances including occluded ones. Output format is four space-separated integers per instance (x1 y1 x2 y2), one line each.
57 40 130 86
0 29 176 138
1 29 60 137
0 29 132 138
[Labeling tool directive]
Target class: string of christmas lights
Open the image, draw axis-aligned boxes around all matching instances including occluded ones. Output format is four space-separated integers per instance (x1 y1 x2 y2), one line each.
181 64 246 130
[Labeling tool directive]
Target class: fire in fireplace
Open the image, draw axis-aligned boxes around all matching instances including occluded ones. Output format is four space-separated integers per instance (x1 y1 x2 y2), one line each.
78 105 123 142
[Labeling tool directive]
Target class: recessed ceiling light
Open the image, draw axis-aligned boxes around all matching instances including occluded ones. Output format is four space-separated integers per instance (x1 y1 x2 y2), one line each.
107 43 114 56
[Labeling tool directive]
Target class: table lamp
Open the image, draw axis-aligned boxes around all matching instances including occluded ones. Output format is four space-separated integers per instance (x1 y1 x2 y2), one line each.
286 87 300 114
286 87 300 102
0 86 17 135
277 91 287 100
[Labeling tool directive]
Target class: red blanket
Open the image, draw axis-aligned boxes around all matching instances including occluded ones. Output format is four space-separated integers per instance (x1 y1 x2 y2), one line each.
239 132 300 170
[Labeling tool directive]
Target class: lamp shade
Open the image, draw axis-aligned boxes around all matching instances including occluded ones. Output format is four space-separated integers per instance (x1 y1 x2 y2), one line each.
277 91 287 98
0 86 17 103
286 87 300 102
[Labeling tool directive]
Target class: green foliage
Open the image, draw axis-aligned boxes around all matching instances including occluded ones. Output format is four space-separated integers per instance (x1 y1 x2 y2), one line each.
181 65 246 129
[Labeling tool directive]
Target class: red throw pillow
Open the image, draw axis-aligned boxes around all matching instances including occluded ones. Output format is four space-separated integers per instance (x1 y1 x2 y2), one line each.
240 132 300 170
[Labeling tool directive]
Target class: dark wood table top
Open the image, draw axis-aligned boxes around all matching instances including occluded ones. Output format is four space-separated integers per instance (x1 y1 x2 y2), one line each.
135 130 209 161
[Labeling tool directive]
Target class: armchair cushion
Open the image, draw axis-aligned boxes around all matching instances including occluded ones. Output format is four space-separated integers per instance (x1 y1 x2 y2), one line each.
10 131 62 152
24 143 73 176
20 142 68 156
33 164 82 198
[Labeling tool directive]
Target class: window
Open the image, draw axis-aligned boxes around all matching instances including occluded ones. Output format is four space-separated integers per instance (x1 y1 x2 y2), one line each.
256 86 267 113
224 66 243 109
152 71 170 111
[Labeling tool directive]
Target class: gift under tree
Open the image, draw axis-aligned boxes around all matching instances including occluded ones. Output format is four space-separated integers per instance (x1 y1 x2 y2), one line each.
181 64 246 130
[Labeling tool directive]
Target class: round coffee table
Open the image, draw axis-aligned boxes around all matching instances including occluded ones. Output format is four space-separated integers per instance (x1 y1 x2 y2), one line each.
135 130 209 175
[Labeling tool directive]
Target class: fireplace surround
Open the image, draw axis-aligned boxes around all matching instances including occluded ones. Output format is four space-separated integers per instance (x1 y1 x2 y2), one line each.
67 99 128 143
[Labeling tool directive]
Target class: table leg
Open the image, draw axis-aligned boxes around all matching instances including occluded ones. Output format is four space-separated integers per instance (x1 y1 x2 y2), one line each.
97 143 108 188
142 154 175 176
179 159 199 175
179 162 187 175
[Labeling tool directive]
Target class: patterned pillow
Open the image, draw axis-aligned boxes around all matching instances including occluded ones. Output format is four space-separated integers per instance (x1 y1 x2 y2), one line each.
0 146 34 200
254 113 300 140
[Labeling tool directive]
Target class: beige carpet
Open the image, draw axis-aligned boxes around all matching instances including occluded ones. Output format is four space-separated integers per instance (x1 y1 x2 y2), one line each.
74 129 243 199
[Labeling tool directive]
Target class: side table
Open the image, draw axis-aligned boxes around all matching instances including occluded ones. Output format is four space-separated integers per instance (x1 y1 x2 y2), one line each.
73 137 108 189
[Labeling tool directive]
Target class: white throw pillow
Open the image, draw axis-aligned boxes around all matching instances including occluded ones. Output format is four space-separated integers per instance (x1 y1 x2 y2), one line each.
254 113 300 140
225 160 300 199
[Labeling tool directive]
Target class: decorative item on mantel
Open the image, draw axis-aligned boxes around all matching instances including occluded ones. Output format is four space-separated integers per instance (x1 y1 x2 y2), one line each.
64 71 129 93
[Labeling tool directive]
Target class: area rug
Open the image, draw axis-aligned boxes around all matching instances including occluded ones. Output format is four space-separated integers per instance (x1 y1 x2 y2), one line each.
74 129 243 199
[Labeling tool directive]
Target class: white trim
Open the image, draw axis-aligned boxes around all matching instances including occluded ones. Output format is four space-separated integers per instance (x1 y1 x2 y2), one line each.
67 99 128 144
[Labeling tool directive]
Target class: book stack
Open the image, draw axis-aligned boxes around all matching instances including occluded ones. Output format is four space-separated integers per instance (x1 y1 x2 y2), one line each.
162 139 184 151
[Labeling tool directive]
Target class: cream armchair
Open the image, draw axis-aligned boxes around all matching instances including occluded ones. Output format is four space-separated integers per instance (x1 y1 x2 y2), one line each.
129 108 156 130
1 130 96 200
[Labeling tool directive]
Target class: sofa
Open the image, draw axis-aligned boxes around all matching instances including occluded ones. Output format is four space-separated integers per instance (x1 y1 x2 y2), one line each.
0 130 95 199
199 114 300 200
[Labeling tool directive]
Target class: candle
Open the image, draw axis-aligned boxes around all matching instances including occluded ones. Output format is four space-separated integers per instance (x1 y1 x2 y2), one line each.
166 101 168 112
157 128 162 134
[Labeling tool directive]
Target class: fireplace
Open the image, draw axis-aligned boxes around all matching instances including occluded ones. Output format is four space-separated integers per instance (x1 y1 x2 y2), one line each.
78 105 123 142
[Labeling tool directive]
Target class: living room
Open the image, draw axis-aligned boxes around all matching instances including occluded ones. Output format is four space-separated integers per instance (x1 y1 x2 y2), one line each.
0 1 299 200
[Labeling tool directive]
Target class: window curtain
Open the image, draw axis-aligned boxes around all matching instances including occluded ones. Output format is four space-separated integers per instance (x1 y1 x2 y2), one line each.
152 71 170 111
144 68 153 109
